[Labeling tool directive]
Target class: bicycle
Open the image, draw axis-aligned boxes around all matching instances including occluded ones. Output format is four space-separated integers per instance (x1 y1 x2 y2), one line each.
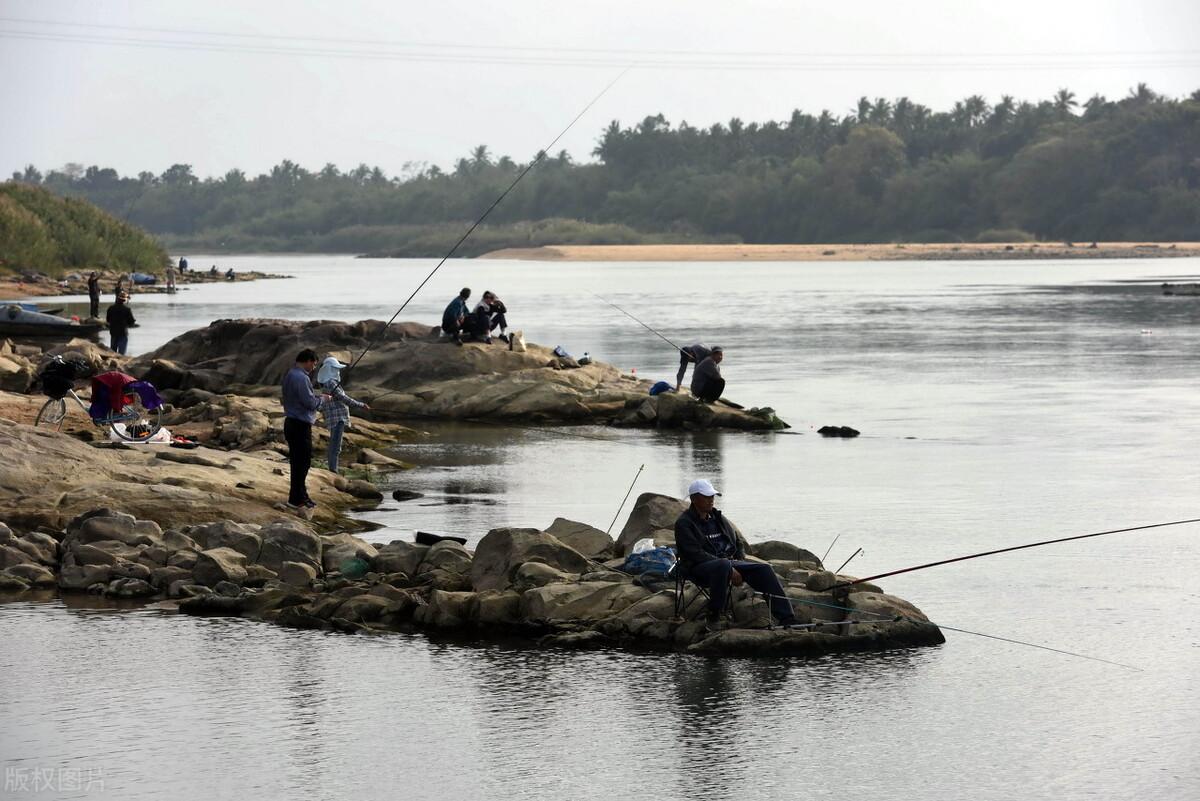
34 356 164 443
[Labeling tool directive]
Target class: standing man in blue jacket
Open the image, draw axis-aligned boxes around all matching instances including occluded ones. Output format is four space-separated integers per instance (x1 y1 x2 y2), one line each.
674 479 799 629
281 349 328 512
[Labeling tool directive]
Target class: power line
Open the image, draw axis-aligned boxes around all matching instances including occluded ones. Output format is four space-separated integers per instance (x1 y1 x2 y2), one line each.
2 29 1198 71
2 15 1197 61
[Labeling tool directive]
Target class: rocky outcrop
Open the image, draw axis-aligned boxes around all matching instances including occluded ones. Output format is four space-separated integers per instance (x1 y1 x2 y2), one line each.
0 422 381 532
544 518 616 559
1 500 941 658
129 318 787 431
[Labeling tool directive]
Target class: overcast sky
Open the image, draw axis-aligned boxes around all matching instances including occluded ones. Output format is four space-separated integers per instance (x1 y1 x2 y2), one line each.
2 0 1198 180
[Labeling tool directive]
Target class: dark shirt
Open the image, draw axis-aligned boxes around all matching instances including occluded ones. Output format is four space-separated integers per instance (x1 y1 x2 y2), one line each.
87 277 100 298
105 302 135 335
674 506 743 568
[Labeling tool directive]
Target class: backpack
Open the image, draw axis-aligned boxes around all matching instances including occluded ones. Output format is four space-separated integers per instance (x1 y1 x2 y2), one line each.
38 358 84 399
620 546 677 579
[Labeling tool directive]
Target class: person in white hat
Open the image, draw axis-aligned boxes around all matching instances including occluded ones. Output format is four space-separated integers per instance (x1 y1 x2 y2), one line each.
674 478 799 629
317 356 369 474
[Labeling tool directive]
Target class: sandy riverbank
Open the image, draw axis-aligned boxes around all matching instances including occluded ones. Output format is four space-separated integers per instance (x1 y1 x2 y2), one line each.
481 242 1200 262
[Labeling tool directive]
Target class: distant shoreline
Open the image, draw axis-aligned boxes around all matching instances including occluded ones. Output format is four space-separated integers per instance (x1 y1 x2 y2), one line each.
480 242 1200 262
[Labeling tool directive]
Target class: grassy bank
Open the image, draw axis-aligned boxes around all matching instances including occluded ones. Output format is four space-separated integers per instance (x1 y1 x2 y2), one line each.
158 217 739 258
0 182 167 277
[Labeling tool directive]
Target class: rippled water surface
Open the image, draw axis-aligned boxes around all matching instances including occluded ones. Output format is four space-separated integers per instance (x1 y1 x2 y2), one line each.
4 256 1200 799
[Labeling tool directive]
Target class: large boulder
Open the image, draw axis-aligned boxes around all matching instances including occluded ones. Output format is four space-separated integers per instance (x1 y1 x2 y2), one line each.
193 547 249 586
321 533 380 574
415 541 474 590
371 541 429 577
544 518 616 559
750 540 822 566
615 493 687 556
189 521 263 560
470 528 593 592
256 519 322 573
520 581 651 623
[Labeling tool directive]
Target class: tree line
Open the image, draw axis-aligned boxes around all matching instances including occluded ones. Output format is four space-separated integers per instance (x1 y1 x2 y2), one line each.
9 84 1199 255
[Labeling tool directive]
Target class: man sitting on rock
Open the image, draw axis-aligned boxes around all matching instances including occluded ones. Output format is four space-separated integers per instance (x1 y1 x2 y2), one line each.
441 287 471 345
463 290 508 344
674 478 799 630
690 347 725 403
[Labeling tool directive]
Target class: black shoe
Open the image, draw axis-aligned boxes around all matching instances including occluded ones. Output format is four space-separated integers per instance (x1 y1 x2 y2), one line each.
497 333 510 344
704 612 726 633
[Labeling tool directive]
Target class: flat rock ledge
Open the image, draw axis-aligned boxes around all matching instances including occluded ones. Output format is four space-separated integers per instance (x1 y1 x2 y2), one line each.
0 498 943 659
129 318 787 431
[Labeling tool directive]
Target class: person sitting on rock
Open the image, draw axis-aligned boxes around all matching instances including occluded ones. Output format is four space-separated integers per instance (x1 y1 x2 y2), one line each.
441 287 471 345
225 267 235 281
210 265 219 277
675 342 713 391
317 356 368 474
674 478 798 630
463 290 508 344
690 346 725 402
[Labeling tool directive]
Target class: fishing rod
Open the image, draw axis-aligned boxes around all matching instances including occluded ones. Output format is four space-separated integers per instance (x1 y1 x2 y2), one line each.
606 463 644 535
833 547 863 575
591 292 684 352
345 66 632 375
832 516 1200 591
820 533 842 565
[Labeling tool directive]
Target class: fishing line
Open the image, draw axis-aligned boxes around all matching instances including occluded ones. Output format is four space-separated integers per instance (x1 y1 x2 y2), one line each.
344 66 631 375
752 591 1142 671
832 516 1200 590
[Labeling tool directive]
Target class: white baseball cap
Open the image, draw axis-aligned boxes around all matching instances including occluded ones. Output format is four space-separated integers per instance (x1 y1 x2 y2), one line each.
687 479 721 497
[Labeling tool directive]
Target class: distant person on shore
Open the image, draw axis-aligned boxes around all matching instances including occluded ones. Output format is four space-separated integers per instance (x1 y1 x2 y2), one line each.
441 287 471 346
113 275 126 300
463 291 508 344
210 265 219 278
675 343 713 391
165 261 176 293
105 292 135 355
225 267 236 281
281 349 329 513
178 256 188 274
690 347 725 402
87 272 101 318
317 356 369 474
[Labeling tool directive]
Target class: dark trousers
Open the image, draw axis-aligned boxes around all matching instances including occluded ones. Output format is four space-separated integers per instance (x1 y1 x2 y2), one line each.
89 296 99 318
284 417 313 505
488 312 507 332
694 376 725 403
110 332 128 355
688 559 794 621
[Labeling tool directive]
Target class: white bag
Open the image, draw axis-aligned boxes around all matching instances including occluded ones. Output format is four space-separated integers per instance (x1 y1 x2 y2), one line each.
510 330 527 353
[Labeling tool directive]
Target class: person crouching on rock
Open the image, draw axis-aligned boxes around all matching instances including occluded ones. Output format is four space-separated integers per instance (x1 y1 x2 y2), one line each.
281 349 329 513
317 356 368 474
674 479 799 631
441 287 471 346
105 291 136 355
675 342 712 392
690 346 725 402
463 290 509 344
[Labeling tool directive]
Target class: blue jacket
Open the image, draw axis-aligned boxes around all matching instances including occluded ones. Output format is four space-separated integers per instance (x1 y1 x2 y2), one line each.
443 297 468 328
281 366 321 423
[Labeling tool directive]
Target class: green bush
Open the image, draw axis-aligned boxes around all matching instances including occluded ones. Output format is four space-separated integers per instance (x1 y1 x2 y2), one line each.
973 228 1036 243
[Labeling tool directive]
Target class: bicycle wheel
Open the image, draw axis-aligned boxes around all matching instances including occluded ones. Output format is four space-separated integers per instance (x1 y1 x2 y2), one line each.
34 398 67 430
110 397 164 442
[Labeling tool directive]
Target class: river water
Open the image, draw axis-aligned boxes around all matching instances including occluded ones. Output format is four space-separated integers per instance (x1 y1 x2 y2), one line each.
3 255 1199 799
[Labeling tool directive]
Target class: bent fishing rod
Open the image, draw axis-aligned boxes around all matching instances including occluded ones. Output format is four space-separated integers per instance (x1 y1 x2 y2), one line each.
345 66 632 376
832 516 1200 591
591 292 685 353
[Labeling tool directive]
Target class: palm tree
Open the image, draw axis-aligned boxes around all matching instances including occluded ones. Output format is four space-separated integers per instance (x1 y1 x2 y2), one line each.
964 95 990 126
1083 94 1109 118
856 96 872 123
869 97 892 124
470 145 491 172
1128 83 1158 105
1053 88 1078 116
990 95 1015 126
